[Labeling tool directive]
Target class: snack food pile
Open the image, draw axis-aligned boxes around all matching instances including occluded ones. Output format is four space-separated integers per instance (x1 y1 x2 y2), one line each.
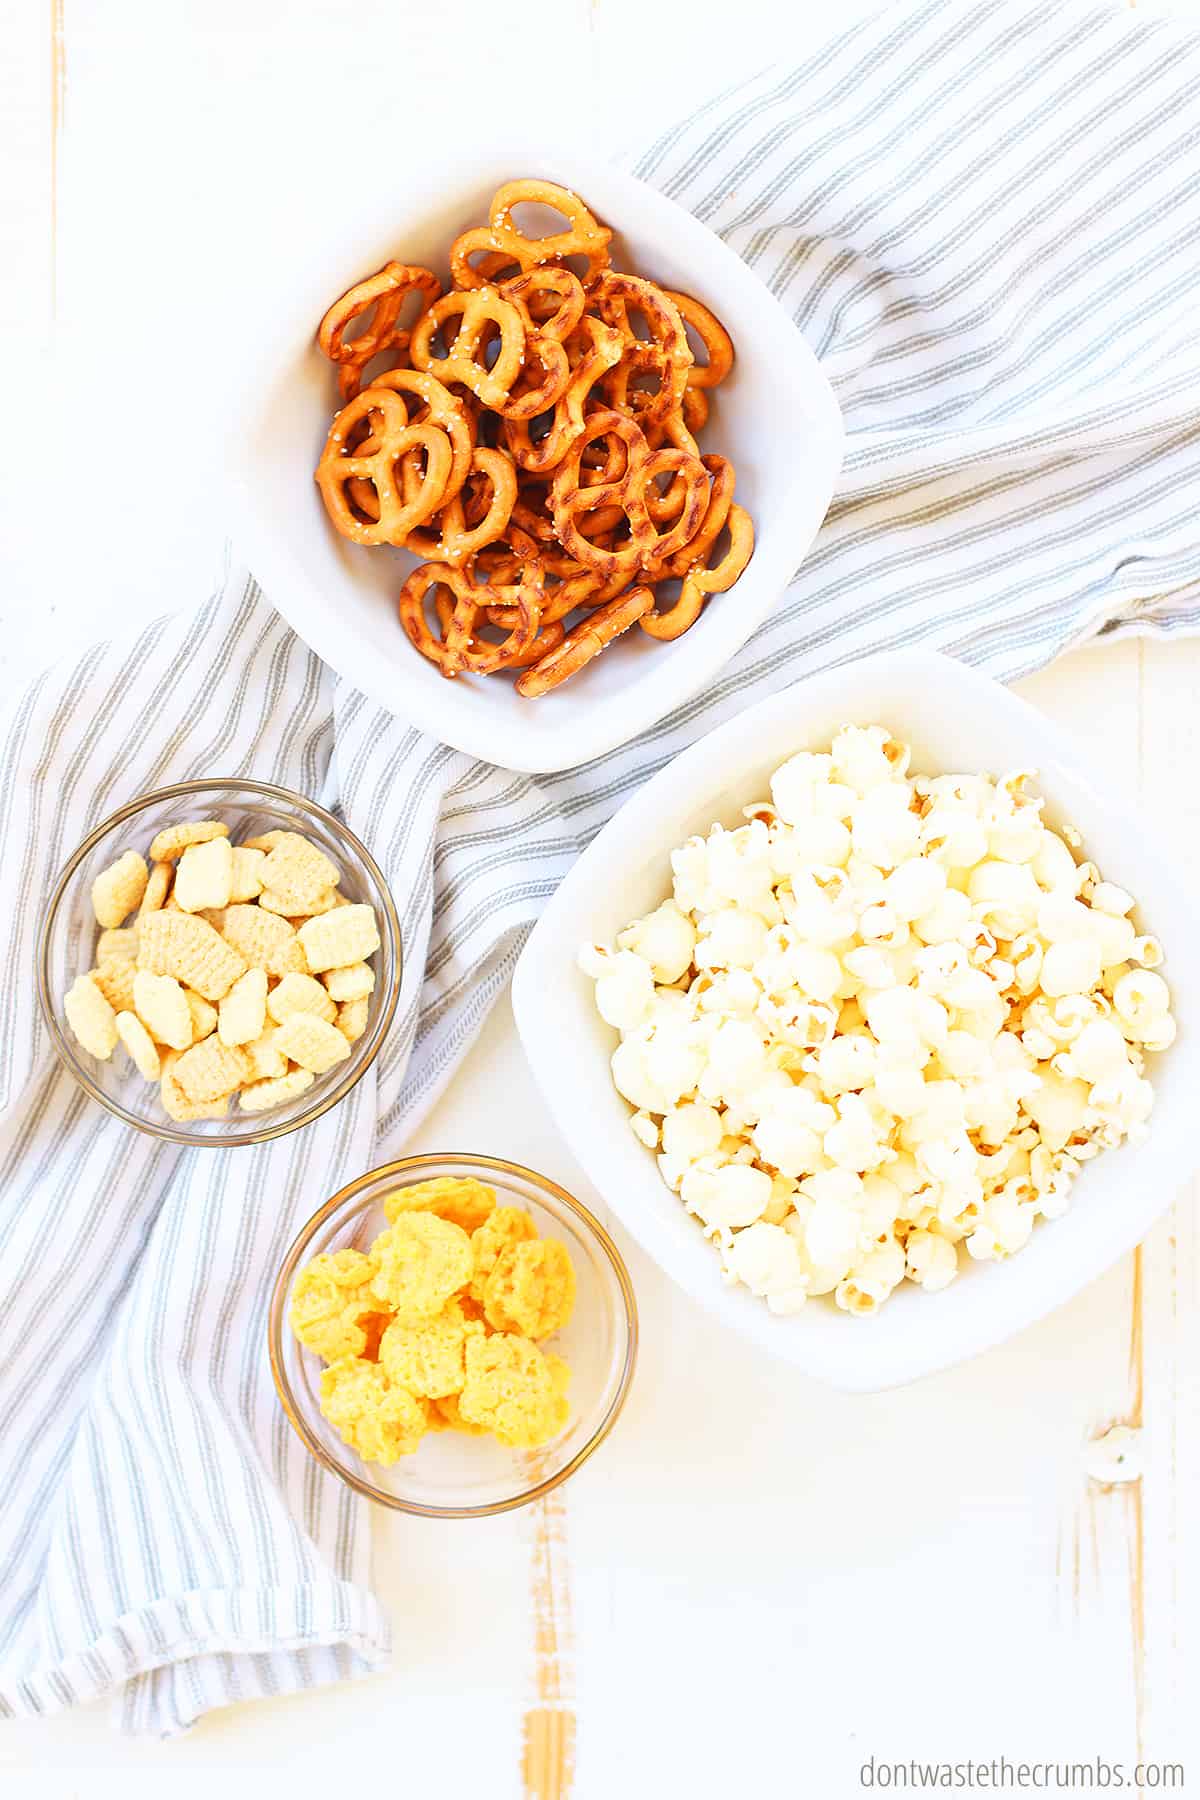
289 1177 576 1463
581 726 1175 1316
64 820 380 1120
314 178 754 698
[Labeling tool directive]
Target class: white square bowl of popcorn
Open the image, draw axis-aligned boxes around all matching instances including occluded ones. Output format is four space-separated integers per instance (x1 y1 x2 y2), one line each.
511 649 1199 1391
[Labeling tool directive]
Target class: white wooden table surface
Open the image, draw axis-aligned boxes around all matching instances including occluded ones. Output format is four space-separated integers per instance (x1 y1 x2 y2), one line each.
2 2 1198 1795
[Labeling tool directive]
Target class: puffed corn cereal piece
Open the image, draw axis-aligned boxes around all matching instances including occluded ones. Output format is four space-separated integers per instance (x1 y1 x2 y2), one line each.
160 1051 229 1121
289 1248 379 1360
241 1030 288 1080
64 973 118 1058
483 1238 576 1340
97 927 138 963
239 1067 316 1112
458 1334 570 1449
370 1213 474 1323
148 820 229 861
91 851 148 929
322 962 375 1003
272 1012 351 1075
241 829 290 853
115 1010 161 1081
320 1358 427 1464
258 832 340 910
384 1175 497 1235
297 905 380 973
138 861 173 916
259 886 339 919
132 969 193 1051
92 955 136 1014
173 1035 249 1103
336 997 369 1044
219 904 306 977
379 1298 481 1398
228 846 266 903
185 990 218 1042
174 836 234 913
138 909 247 1001
469 1206 538 1304
267 971 336 1026
218 967 268 1047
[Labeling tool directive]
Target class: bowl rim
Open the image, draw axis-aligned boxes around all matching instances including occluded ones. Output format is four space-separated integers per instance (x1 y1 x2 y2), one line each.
267 1151 639 1518
227 144 845 774
35 775 403 1148
511 646 1200 1391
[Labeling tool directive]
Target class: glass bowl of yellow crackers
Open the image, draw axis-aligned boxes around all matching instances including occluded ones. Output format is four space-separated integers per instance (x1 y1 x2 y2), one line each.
268 1154 639 1517
36 777 402 1147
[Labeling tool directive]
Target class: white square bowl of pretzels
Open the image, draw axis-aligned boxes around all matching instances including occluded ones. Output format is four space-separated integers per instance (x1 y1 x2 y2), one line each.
230 152 843 773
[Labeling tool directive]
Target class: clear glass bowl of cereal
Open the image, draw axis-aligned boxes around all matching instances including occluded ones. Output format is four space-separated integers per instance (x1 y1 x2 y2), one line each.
268 1154 638 1517
36 777 401 1147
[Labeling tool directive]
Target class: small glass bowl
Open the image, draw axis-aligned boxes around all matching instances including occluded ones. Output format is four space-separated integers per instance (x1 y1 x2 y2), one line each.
36 777 401 1147
268 1154 638 1518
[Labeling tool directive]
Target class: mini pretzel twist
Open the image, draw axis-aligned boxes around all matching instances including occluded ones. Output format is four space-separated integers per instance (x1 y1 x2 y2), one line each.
398 560 546 677
403 448 517 565
641 459 754 640
550 410 710 581
500 316 623 474
317 262 442 401
409 288 527 409
592 272 694 430
315 388 455 545
515 587 654 698
450 181 613 291
663 290 734 390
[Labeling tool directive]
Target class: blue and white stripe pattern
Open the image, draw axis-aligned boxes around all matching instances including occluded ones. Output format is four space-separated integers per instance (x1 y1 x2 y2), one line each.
3 0 1200 1735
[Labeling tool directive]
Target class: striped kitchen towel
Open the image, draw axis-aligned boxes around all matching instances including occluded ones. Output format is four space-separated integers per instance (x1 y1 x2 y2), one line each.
4 0 1200 1738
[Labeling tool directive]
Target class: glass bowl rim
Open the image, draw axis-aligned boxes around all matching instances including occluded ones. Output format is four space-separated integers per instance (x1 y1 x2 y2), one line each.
268 1151 640 1519
35 775 403 1148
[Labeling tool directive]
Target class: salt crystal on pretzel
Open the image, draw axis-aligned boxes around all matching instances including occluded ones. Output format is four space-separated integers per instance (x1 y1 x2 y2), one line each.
138 908 247 1001
272 1013 352 1075
132 969 193 1051
239 1067 316 1113
115 1010 161 1082
64 973 118 1059
296 904 380 973
91 851 148 930
174 835 234 913
218 967 268 1047
219 904 306 977
148 820 229 862
267 971 337 1026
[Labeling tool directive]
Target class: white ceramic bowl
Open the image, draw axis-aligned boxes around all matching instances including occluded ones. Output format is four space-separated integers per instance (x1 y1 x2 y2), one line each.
229 149 843 774
511 650 1200 1392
